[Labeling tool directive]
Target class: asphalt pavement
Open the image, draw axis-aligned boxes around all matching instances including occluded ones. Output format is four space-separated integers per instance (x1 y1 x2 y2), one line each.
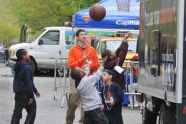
0 65 142 124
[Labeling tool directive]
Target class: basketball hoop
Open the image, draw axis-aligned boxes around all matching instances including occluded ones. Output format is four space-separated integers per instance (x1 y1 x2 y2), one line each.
116 0 141 11
116 0 131 11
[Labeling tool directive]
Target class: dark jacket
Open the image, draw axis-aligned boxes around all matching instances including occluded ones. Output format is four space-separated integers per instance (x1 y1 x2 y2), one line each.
101 83 123 112
13 61 37 98
104 41 128 89
101 83 124 124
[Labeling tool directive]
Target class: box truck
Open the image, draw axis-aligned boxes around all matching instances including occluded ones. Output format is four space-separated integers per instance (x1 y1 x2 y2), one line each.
137 0 186 123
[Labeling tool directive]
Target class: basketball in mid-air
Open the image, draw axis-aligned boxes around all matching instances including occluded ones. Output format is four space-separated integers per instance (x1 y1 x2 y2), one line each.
89 4 106 21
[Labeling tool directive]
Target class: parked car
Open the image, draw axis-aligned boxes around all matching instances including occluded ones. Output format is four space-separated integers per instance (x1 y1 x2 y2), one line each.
96 37 138 67
8 27 74 72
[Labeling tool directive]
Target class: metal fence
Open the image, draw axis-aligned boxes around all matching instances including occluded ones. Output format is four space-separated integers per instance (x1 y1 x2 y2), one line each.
123 61 141 109
53 58 141 109
53 57 71 107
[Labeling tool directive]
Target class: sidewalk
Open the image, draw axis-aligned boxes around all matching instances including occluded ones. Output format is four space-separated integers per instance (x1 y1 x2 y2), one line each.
0 66 142 124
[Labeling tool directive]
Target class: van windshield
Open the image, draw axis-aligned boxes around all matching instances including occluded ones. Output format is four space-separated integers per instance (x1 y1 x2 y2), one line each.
105 39 137 53
29 29 46 43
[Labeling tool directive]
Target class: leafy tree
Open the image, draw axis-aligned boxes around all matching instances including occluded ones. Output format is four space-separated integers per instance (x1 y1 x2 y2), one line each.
0 0 20 46
0 21 20 46
8 0 100 31
0 0 99 45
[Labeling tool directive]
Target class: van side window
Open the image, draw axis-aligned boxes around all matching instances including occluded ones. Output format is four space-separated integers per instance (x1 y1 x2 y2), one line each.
41 31 59 45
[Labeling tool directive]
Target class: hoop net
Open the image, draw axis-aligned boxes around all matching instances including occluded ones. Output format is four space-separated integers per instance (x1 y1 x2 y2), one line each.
116 0 140 11
116 0 131 11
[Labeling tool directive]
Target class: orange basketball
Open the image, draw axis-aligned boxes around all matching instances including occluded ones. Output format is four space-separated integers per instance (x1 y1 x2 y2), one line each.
89 4 106 21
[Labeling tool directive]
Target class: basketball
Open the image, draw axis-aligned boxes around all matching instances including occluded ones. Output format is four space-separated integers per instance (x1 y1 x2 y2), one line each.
89 4 106 21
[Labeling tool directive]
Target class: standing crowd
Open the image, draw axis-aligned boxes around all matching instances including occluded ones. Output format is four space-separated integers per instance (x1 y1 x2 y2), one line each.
11 29 129 124
66 29 129 124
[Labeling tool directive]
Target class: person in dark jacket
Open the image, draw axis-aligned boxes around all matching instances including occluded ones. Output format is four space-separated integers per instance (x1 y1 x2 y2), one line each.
101 69 124 124
11 49 40 124
101 36 129 89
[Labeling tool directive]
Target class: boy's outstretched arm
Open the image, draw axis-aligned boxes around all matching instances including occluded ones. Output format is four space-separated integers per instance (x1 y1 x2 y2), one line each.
88 57 107 85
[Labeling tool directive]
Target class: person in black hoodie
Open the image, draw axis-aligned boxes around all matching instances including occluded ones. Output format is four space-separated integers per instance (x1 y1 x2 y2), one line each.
11 49 40 124
101 69 124 124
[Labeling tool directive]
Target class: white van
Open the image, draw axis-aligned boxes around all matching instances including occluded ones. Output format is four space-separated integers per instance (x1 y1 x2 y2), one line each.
9 27 74 72
8 26 122 72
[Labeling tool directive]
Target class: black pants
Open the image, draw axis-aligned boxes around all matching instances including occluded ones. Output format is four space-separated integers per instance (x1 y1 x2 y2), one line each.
11 93 36 124
84 107 109 124
104 110 123 124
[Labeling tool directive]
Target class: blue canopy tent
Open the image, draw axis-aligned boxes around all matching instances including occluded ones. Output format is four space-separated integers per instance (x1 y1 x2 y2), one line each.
72 0 140 29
